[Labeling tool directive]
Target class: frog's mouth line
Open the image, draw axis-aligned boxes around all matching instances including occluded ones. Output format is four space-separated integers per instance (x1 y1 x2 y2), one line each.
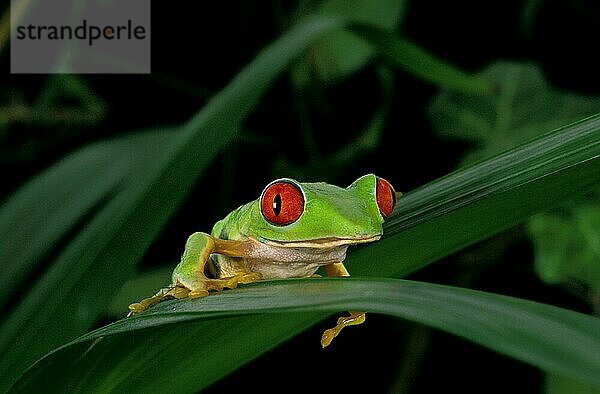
260 235 381 249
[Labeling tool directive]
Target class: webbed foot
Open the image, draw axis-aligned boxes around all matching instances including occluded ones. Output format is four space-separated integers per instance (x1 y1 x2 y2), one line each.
320 311 366 348
191 272 262 295
128 272 263 316
127 285 190 316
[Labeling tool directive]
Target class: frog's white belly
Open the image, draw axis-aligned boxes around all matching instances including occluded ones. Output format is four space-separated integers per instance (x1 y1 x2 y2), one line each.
213 241 350 279
247 260 323 279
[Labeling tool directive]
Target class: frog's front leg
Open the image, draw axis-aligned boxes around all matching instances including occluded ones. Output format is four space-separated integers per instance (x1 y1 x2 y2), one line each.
174 232 261 297
128 232 261 315
320 262 367 348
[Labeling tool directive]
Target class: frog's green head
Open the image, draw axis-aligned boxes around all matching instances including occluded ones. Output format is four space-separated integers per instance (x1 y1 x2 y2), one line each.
242 174 397 247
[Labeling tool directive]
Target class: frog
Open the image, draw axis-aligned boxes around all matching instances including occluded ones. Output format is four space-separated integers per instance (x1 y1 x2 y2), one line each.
128 174 399 347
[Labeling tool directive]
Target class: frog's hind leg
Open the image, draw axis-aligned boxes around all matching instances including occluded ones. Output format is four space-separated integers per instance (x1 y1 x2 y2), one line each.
321 261 367 348
320 311 366 347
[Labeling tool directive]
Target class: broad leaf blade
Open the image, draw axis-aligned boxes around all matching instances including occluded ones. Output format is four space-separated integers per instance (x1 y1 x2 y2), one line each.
12 278 600 392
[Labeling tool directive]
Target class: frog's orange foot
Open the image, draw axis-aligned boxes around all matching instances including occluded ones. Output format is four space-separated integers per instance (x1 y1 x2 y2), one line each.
127 299 156 316
320 311 366 348
194 272 262 295
128 273 262 316
127 285 190 316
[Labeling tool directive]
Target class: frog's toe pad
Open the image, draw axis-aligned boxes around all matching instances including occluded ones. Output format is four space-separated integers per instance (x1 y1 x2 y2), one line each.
127 303 144 316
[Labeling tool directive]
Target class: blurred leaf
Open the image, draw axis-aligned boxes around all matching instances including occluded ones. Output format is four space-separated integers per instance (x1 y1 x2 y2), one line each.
0 129 173 311
33 75 106 125
324 66 393 165
13 278 600 392
428 60 600 296
528 202 600 292
275 66 394 180
293 0 405 84
0 75 106 127
355 114 600 278
293 1 492 95
0 15 347 391
521 0 545 36
11 113 600 392
429 61 600 165
350 24 493 94
107 267 172 317
544 373 600 394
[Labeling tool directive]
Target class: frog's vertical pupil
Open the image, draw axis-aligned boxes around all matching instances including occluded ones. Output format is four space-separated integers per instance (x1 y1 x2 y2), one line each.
260 180 304 226
273 193 282 216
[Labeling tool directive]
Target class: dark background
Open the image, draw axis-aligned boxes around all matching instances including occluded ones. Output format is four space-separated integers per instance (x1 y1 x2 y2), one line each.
2 1 599 392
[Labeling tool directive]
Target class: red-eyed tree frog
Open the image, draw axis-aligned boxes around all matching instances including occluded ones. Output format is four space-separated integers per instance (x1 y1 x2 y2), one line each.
128 174 399 347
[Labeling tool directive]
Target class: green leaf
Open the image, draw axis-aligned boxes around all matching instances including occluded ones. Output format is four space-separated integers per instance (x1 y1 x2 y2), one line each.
428 60 600 294
292 2 491 95
429 61 600 165
528 202 600 292
350 24 493 94
313 0 405 81
33 74 106 125
274 66 395 180
352 114 600 278
12 278 600 392
0 129 173 310
544 373 600 394
107 267 173 318
0 141 119 307
0 15 347 391
520 0 545 36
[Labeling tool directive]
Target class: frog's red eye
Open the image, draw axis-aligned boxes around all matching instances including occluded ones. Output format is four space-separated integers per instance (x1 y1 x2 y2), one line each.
376 176 397 218
260 180 305 226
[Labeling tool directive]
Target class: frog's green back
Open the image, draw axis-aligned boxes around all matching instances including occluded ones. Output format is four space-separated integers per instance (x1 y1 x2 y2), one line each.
211 200 254 240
